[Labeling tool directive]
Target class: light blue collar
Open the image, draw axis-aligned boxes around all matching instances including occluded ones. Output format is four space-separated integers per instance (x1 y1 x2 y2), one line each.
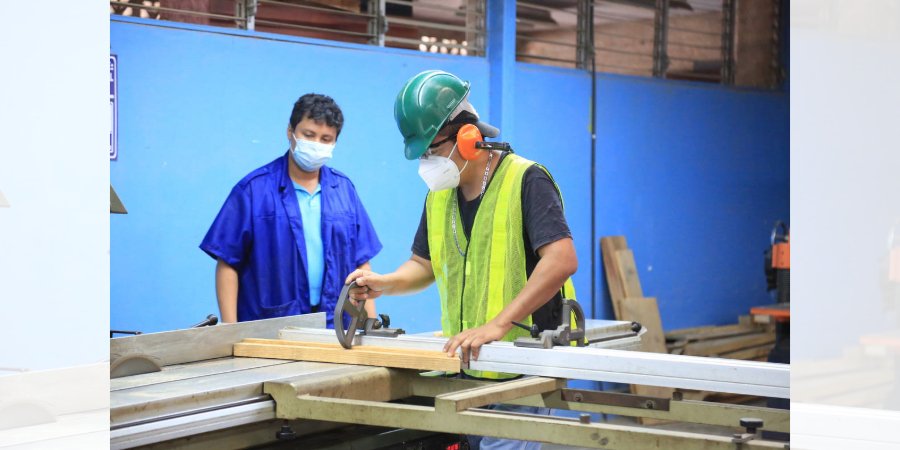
292 180 322 195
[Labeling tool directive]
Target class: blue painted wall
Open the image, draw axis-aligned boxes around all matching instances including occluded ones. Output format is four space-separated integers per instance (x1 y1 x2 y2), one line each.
513 64 593 316
111 17 789 334
593 75 790 330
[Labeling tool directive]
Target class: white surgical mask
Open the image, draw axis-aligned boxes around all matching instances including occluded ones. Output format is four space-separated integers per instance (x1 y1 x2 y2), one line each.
418 144 468 191
292 134 334 172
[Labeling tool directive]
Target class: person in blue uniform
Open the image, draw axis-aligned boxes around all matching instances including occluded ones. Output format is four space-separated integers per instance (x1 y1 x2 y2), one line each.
200 93 382 327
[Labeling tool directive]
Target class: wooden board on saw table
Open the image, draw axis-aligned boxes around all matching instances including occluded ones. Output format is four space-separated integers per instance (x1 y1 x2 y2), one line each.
234 338 461 372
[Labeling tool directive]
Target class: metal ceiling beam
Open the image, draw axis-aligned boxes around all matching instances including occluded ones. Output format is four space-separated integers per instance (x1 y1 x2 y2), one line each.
652 0 670 77
720 0 736 84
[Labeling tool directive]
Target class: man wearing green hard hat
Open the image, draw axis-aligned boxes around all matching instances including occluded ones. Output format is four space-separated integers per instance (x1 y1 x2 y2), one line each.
346 69 578 448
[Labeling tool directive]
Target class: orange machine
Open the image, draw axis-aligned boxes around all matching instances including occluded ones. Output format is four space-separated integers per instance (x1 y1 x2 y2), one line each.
771 229 790 270
766 221 790 304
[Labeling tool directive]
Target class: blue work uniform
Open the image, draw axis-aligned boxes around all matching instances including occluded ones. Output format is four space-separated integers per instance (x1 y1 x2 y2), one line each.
200 152 382 327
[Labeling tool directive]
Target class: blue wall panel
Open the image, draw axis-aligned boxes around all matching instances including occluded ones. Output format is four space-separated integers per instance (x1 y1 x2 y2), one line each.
594 75 790 330
110 18 489 333
514 64 593 316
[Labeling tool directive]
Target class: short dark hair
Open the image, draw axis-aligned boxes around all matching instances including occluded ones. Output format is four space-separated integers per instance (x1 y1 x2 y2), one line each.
289 93 344 137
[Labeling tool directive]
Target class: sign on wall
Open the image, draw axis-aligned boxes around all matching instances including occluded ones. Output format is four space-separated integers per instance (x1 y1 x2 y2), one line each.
110 55 118 160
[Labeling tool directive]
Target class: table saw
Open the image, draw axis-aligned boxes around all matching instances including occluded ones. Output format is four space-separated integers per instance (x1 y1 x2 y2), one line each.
110 311 789 449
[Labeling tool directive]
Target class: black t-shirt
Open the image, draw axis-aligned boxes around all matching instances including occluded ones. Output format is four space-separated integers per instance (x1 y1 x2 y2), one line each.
411 152 572 332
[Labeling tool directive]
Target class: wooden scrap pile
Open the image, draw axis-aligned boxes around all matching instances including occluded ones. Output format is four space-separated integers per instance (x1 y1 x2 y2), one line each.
600 235 775 406
665 318 775 361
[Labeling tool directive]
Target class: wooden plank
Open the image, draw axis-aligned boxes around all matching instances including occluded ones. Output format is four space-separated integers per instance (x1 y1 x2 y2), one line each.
683 333 776 357
435 377 564 413
676 390 711 401
618 296 672 419
667 325 761 343
614 249 644 299
620 297 666 354
234 339 460 372
665 324 720 337
666 339 687 354
600 236 629 319
665 323 756 341
718 344 775 361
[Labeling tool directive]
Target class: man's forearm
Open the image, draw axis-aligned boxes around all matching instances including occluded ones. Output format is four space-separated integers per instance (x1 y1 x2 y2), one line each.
382 256 434 295
215 259 239 323
344 255 434 303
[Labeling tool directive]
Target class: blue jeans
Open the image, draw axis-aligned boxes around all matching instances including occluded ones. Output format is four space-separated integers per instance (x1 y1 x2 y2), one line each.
465 403 551 450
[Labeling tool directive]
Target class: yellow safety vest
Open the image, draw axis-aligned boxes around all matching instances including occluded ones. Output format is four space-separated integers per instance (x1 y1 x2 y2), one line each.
426 153 576 379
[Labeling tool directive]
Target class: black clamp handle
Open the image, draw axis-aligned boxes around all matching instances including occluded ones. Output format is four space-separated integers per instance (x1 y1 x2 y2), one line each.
192 314 219 328
334 281 405 349
334 281 368 349
511 321 540 338
771 220 789 245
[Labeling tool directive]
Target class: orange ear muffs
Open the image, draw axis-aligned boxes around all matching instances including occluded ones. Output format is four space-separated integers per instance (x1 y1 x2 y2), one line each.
456 124 483 161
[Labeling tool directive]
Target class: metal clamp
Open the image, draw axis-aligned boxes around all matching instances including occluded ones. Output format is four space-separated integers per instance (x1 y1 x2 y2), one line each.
334 281 405 349
771 220 789 245
513 299 586 349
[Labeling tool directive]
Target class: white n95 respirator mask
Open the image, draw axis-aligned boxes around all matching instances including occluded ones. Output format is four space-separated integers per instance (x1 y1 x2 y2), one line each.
292 135 334 172
418 144 468 191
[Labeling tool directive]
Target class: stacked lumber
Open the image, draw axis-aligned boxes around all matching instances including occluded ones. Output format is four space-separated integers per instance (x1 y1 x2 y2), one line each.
599 236 665 355
665 319 775 404
600 236 672 420
601 235 776 408
665 319 775 361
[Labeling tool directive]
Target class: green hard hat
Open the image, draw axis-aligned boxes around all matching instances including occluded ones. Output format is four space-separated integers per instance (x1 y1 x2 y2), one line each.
394 70 470 160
